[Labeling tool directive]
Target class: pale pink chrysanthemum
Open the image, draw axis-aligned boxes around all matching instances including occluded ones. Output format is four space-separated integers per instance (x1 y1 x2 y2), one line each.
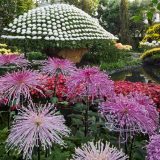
99 92 158 135
42 57 77 75
146 134 160 160
71 140 127 160
6 103 70 160
0 54 28 67
0 69 44 105
66 67 114 101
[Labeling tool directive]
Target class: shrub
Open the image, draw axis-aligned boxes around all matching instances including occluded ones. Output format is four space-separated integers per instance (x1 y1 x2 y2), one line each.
0 43 11 54
143 23 160 42
140 48 160 60
27 52 46 60
0 43 20 55
140 23 160 49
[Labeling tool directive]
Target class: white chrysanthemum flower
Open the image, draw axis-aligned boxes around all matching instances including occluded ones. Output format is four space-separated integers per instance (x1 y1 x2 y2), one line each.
72 141 127 160
6 103 70 160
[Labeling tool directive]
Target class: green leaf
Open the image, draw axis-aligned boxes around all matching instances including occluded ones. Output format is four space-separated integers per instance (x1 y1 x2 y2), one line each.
88 111 99 117
130 15 142 22
157 3 160 10
50 97 58 104
71 118 83 126
0 127 8 143
49 147 71 160
147 11 153 20
68 114 84 119
73 103 87 112
152 0 158 4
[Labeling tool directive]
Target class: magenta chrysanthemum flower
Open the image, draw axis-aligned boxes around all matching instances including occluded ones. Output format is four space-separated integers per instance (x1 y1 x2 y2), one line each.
0 54 28 67
42 57 76 75
66 67 114 101
99 92 158 135
6 103 70 159
71 140 127 160
147 134 160 160
0 70 44 105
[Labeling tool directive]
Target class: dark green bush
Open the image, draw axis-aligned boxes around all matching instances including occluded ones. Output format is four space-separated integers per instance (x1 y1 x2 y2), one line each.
27 52 47 61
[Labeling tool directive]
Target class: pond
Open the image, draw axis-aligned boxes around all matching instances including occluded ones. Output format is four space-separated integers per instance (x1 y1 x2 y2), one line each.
110 65 160 84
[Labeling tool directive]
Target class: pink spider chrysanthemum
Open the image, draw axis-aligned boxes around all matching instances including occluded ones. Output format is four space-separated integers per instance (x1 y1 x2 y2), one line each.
66 67 114 101
0 54 28 67
42 57 76 75
99 92 158 135
0 69 44 105
71 140 127 160
6 103 70 160
146 134 160 160
129 92 158 124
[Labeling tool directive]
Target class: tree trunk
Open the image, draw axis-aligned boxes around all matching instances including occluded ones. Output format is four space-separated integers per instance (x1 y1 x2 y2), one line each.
119 0 130 44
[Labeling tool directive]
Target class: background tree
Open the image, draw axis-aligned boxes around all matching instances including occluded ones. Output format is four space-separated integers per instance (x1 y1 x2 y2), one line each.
63 0 100 15
0 0 34 36
119 0 130 44
97 0 120 35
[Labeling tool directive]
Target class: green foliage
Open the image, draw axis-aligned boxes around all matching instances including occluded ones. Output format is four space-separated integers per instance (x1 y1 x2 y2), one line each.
98 0 147 49
98 0 121 35
0 0 34 35
81 41 139 71
84 41 122 63
129 1 149 36
47 147 71 160
5 38 113 54
16 0 34 15
132 0 159 25
27 51 47 60
100 58 141 71
63 0 100 14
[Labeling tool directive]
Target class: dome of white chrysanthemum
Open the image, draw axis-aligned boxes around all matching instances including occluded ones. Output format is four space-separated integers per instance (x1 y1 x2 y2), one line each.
1 4 117 42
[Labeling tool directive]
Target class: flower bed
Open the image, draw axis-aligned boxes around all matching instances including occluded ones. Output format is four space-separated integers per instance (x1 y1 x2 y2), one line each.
115 81 160 110
0 57 159 160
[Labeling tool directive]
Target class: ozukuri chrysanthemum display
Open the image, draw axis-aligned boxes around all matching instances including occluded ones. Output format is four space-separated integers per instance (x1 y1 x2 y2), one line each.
1 4 117 49
6 103 70 159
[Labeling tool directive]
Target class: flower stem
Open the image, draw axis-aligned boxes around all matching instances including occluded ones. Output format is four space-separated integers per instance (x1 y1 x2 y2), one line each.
129 136 134 160
7 110 10 130
84 94 90 137
37 138 41 160
124 127 128 155
84 105 89 137
118 132 121 149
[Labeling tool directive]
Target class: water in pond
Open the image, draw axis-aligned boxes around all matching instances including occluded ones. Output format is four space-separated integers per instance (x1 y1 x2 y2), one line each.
110 65 160 84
